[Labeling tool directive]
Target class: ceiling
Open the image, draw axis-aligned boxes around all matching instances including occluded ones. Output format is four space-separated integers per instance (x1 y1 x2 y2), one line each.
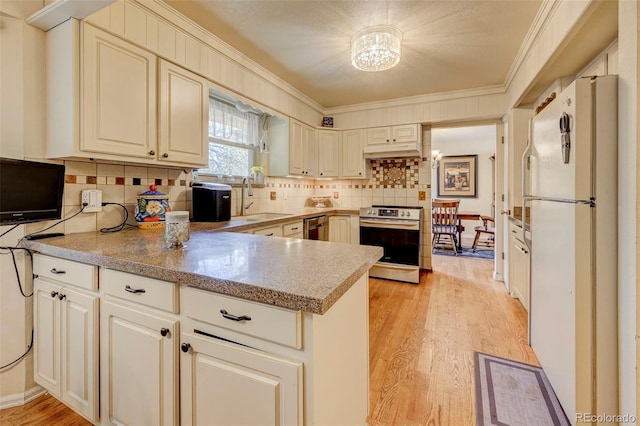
163 0 543 108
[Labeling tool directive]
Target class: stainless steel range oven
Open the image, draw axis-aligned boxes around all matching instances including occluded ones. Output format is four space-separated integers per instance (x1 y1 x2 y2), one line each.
359 206 423 284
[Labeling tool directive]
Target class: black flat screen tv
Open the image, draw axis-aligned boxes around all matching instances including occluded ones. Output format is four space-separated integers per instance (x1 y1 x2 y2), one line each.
0 158 65 225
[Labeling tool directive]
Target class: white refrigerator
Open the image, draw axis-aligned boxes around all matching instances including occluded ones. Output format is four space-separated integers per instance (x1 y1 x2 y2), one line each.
524 75 618 424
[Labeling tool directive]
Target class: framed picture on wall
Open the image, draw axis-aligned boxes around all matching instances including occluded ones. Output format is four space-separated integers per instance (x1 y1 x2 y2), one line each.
437 155 478 198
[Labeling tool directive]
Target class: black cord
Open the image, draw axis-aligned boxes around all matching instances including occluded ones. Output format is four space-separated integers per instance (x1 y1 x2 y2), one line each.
0 247 34 297
0 223 20 239
0 329 33 370
100 202 134 233
23 205 86 239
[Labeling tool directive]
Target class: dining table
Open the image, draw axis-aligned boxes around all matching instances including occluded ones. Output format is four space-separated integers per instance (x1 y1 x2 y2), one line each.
456 211 481 251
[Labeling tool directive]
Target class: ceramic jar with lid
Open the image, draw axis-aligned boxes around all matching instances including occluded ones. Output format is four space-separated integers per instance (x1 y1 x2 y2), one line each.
135 185 171 229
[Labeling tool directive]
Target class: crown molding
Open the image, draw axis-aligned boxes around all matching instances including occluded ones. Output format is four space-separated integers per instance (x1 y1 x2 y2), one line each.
324 85 506 115
503 0 559 92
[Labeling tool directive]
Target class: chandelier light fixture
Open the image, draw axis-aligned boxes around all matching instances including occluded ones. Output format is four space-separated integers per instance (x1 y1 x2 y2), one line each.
351 26 402 72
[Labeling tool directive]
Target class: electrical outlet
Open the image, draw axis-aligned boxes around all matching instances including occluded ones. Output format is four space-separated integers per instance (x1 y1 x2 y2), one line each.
270 191 277 200
81 189 102 212
333 192 339 199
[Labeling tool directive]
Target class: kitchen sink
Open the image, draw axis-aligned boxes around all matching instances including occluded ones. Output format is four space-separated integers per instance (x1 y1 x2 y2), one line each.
240 213 293 222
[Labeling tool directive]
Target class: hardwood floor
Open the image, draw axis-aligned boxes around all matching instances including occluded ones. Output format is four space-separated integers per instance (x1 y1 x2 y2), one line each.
0 255 535 426
368 254 537 425
0 392 90 426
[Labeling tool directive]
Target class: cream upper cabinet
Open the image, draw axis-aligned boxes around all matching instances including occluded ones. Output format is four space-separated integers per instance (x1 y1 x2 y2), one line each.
303 125 318 177
342 129 369 178
82 23 157 159
158 60 209 166
365 124 419 146
318 129 341 178
46 20 209 168
288 119 305 175
366 127 392 146
270 118 317 177
392 124 420 143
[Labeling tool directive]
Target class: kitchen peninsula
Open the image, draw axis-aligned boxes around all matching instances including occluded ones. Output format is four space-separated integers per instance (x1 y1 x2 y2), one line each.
23 222 382 425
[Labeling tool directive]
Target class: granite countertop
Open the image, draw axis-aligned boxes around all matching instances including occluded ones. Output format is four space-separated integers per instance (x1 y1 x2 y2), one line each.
22 209 381 315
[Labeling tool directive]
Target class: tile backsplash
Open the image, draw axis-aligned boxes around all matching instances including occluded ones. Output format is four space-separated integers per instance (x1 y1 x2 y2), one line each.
25 156 433 236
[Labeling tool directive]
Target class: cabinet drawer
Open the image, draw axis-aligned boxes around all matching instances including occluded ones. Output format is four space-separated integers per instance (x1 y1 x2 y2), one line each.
101 269 178 313
282 221 303 237
33 254 98 291
181 287 301 349
253 225 283 237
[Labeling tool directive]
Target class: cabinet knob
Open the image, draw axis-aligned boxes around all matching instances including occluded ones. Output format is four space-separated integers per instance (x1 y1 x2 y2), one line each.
181 343 191 353
359 172 362 175
160 328 170 337
58 293 66 300
148 150 155 156
162 153 169 158
320 173 323 176
50 291 58 298
393 139 396 142
386 139 390 142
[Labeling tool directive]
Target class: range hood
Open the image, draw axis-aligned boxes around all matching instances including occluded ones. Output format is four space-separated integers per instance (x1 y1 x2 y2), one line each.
363 142 423 159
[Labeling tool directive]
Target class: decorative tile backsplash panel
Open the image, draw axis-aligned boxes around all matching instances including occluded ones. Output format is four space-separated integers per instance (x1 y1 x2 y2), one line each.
371 159 420 188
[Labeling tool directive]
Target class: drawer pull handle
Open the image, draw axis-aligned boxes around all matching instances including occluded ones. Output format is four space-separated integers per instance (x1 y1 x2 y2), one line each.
220 309 251 322
125 285 146 294
160 328 170 337
291 227 299 231
50 268 66 275
181 343 191 353
265 233 274 236
50 291 58 298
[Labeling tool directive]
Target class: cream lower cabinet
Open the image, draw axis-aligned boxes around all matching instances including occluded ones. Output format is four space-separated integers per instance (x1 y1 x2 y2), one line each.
180 274 369 425
282 220 304 239
100 270 179 426
33 255 99 423
329 215 351 243
253 225 284 237
180 329 302 426
508 222 530 312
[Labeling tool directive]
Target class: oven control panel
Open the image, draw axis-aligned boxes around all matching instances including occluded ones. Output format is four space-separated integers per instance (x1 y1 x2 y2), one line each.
359 206 423 221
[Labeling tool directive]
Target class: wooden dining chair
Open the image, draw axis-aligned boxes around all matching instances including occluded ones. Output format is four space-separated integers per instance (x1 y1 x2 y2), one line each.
431 199 460 254
471 215 495 252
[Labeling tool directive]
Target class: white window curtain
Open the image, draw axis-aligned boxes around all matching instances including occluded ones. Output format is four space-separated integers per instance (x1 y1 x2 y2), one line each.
208 98 259 146
200 98 260 176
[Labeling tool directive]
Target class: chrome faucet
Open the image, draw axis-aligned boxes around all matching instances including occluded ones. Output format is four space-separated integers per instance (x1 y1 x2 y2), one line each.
240 176 253 216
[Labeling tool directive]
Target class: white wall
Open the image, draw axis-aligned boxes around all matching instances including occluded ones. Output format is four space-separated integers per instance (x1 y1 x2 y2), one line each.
431 125 496 238
0 9 45 404
618 0 638 419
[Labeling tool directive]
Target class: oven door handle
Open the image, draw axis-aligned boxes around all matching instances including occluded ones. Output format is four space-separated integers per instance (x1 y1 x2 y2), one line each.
375 263 419 271
360 219 419 229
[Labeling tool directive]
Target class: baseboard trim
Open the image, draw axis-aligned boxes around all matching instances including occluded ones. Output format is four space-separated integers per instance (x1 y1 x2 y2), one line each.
0 385 46 409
